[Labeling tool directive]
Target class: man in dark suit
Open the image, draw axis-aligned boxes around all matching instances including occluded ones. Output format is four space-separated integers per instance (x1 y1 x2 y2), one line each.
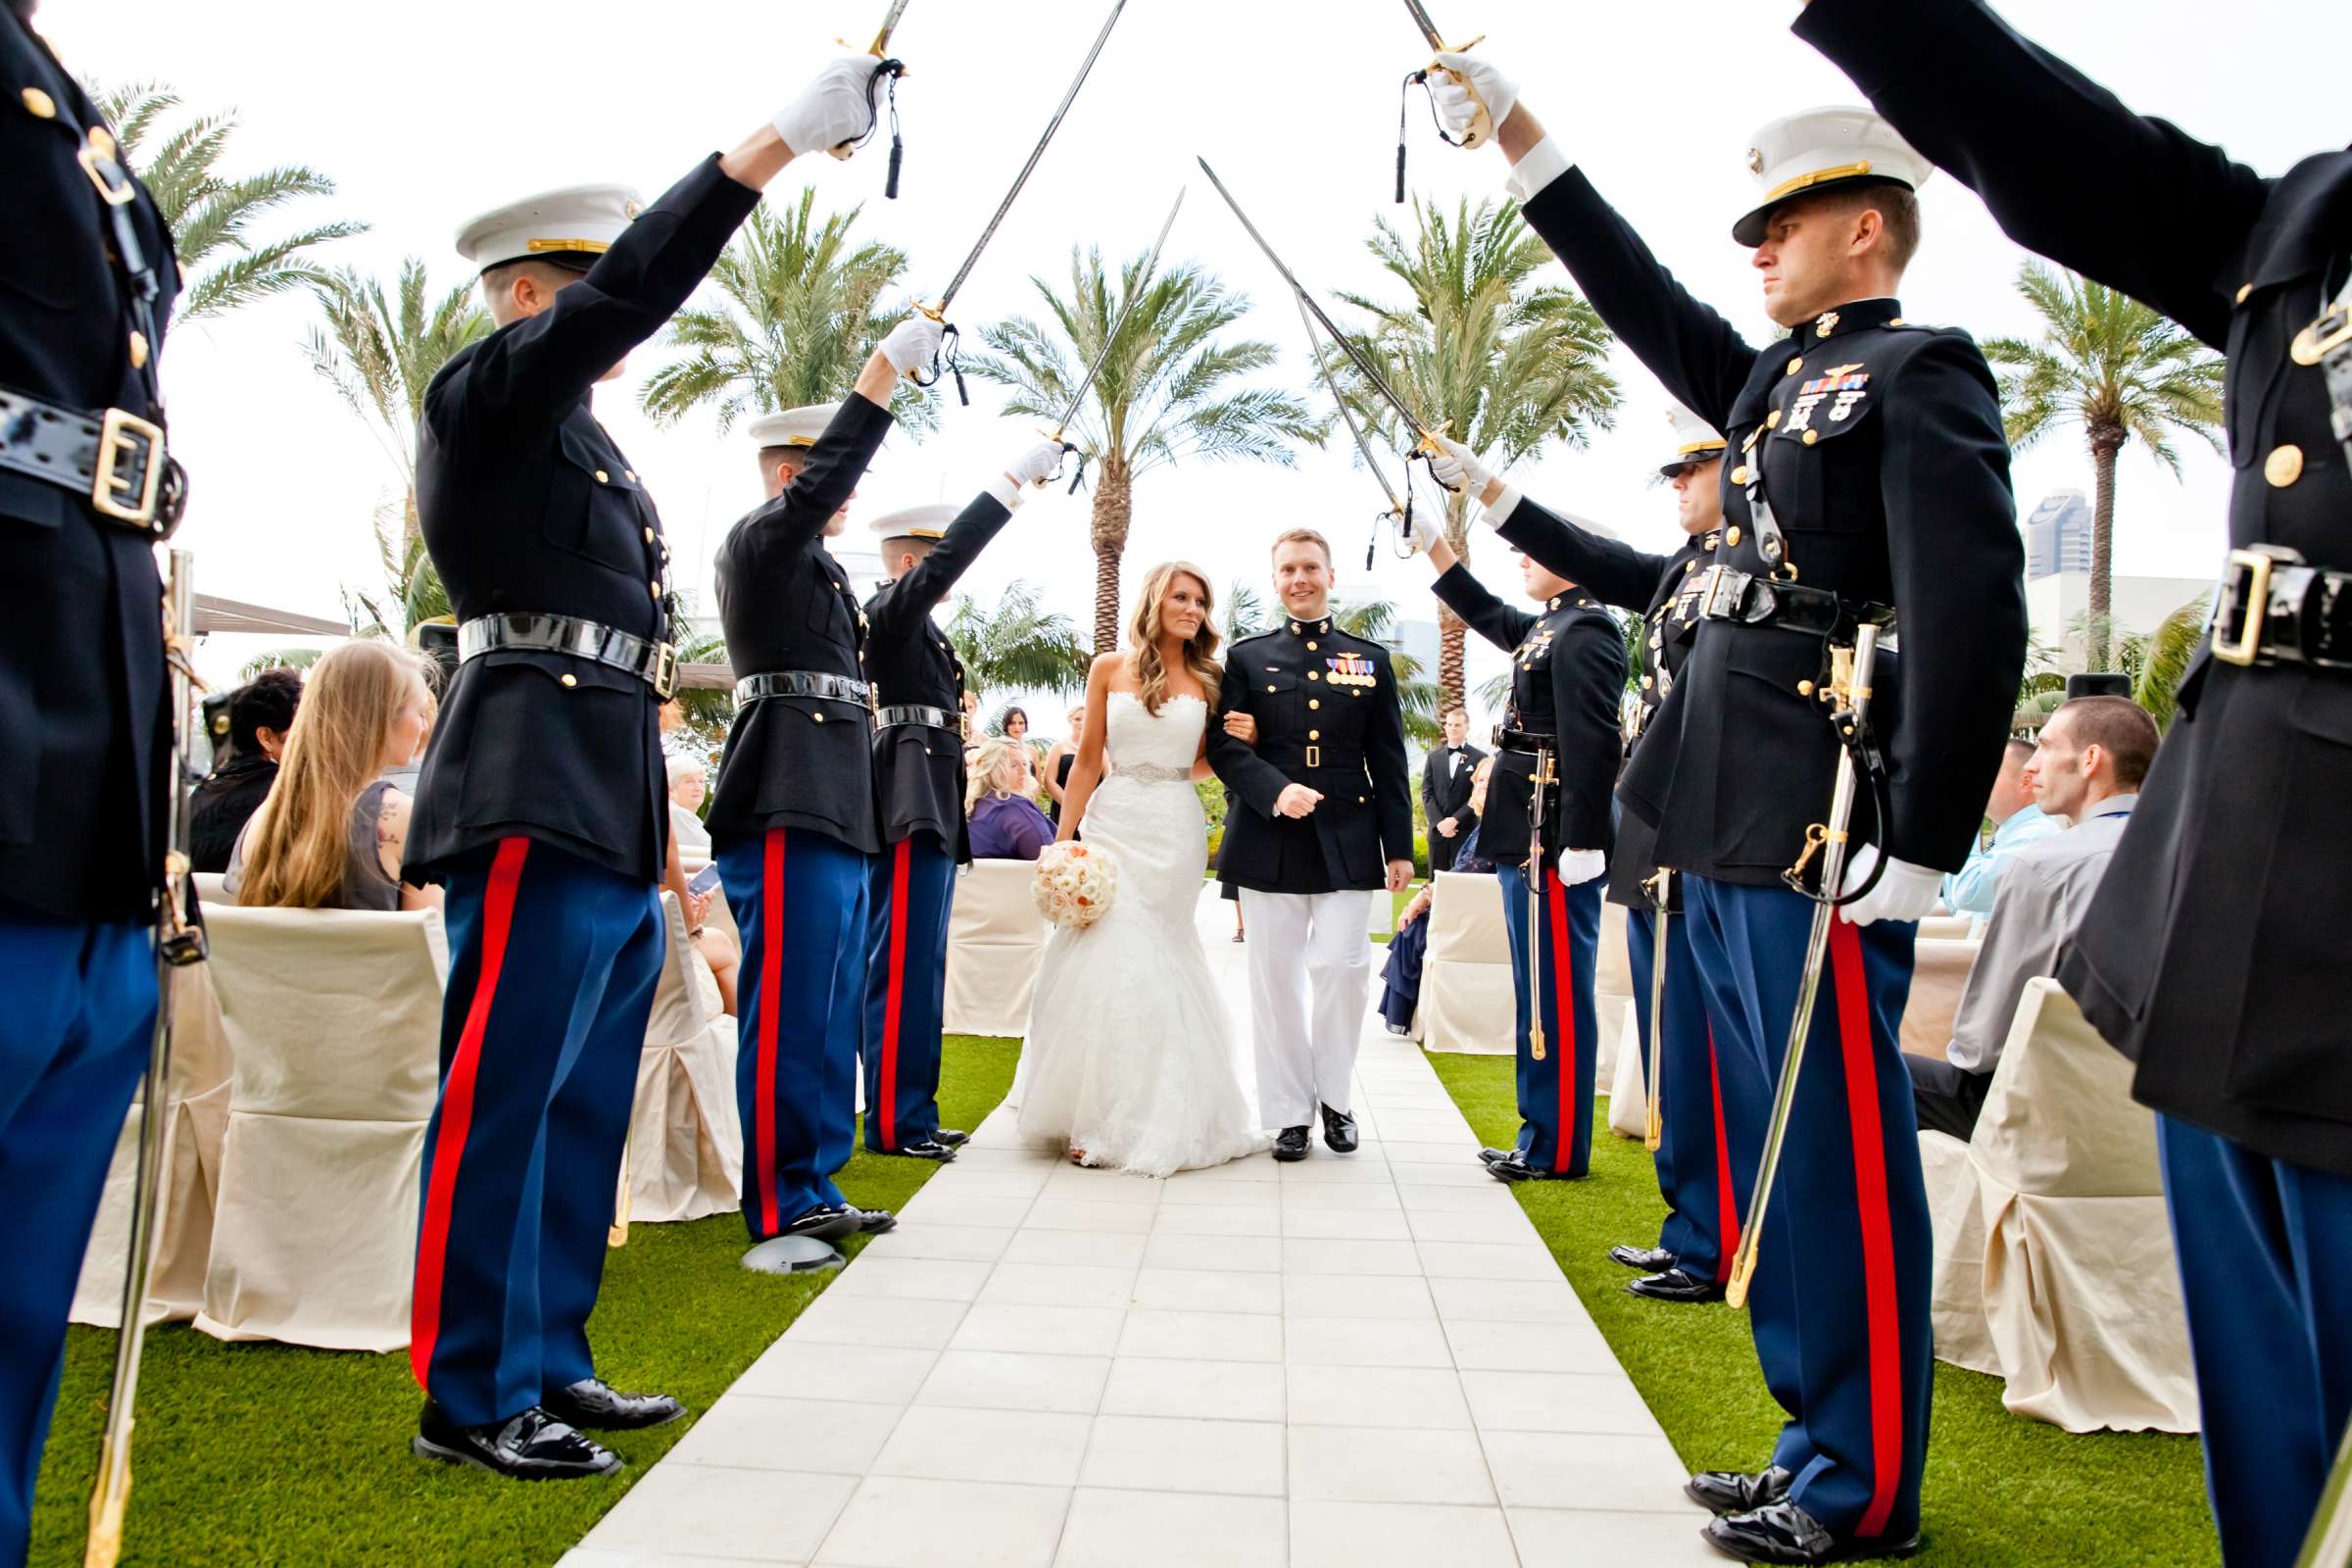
0 5 183 1552
1420 707 1486 872
1207 529 1414 1161
1792 3 2352 1558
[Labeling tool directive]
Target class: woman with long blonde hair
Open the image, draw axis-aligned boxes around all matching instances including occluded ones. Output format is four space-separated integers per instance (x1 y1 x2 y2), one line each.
1012 563 1270 1175
229 641 440 911
965 735 1054 860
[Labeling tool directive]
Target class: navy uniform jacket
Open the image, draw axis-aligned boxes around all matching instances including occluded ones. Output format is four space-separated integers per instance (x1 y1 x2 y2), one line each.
1430 564 1624 866
0 16 178 922
409 155 759 886
864 492 1012 862
1208 615 1413 895
1520 170 2026 888
1797 0 2352 1177
707 396 894 853
1493 497 1712 908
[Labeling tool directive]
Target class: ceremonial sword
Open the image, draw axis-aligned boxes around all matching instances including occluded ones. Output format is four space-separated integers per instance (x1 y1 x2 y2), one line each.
1396 0 1492 200
911 0 1130 400
1524 742 1555 1064
831 0 912 198
1041 186 1185 494
2294 1418 2352 1568
1290 293 1418 567
1642 868 1669 1152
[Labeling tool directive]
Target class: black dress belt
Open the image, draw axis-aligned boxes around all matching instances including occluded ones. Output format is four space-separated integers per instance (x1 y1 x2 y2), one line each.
0 383 184 537
877 703 959 732
1673 564 1892 640
2212 545 2352 671
735 670 873 709
1493 726 1556 756
458 612 677 698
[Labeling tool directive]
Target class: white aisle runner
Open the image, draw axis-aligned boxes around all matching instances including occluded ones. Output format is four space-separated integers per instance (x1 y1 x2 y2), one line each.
563 894 1710 1567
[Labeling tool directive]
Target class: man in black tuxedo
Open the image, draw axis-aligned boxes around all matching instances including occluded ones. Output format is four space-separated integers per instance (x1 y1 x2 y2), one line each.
1420 707 1487 873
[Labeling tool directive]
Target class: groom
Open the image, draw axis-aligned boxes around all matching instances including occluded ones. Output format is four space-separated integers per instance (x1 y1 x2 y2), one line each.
1209 529 1414 1160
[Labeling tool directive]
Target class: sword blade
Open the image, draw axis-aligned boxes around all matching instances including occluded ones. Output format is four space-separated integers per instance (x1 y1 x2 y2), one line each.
867 0 911 56
1399 0 1446 48
1194 156 1436 444
1294 294 1405 516
1055 187 1185 433
1644 870 1670 1151
933 0 1128 314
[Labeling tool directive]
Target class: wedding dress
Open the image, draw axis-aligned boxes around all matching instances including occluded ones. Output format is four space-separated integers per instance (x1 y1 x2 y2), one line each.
1014 692 1272 1176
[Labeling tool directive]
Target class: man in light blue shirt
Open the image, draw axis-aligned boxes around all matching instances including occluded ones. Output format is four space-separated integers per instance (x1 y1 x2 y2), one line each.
1940 737 2059 927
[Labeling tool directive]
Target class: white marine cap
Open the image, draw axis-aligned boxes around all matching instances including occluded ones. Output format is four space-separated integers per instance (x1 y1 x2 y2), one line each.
870 502 957 543
1733 106 1933 248
1659 406 1727 476
746 404 843 451
455 182 645 274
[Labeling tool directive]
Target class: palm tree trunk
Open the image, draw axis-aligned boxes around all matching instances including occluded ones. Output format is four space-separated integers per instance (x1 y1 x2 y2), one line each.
1091 456 1133 652
2087 429 2123 669
1439 492 1471 714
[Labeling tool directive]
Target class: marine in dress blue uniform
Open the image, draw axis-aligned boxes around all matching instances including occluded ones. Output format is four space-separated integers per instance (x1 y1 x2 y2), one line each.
1416 529 1624 1183
1793 3 2352 1558
0 9 182 1554
1426 60 2026 1561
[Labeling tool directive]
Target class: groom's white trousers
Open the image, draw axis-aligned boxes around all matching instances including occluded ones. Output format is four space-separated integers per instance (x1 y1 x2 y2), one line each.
1237 888 1373 1130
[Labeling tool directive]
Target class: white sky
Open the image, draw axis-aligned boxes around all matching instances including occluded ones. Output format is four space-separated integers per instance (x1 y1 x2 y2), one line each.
42 0 2348 726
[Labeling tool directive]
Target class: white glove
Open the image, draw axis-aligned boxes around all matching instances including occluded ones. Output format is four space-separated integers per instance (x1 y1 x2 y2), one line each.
985 440 1068 509
1558 849 1607 886
1838 843 1944 927
1398 513 1435 557
1427 435 1495 498
879 314 946 378
773 56 882 157
1428 51 1519 146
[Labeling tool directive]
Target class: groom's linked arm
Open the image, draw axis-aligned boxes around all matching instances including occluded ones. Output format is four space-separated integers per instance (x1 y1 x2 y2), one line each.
1206 660 1294 819
1367 654 1414 870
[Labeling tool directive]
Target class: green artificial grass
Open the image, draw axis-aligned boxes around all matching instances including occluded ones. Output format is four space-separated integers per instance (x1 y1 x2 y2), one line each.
1426 1053 2218 1568
28 1036 1018 1568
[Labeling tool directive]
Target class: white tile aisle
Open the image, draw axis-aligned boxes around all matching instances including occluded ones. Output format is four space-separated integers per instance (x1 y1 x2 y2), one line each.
563 910 1714 1568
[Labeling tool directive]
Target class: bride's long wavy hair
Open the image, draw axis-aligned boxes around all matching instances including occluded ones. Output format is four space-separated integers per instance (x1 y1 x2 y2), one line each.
1127 561 1223 716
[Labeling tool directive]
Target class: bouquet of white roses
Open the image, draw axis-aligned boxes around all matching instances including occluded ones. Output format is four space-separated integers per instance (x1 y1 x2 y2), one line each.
1032 840 1117 930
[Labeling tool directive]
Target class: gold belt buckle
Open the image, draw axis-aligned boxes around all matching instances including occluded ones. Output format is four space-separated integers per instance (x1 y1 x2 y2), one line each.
2290 302 2352 367
2211 548 2276 667
75 145 139 208
650 641 678 699
90 408 164 524
1303 744 1321 769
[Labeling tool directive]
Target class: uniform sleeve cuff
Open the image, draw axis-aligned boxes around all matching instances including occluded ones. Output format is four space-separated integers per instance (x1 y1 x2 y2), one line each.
1481 486 1524 527
1503 136 1572 204
985 473 1025 512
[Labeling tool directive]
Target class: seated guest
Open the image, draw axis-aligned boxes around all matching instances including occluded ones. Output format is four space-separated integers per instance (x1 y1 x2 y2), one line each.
1380 759 1497 1034
190 667 304 873
966 736 1054 860
1041 703 1085 825
1909 697 2157 1141
1940 737 2058 930
667 754 713 860
227 641 440 912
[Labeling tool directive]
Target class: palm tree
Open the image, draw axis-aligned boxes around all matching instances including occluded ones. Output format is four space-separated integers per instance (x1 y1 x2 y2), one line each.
964 247 1323 651
1329 195 1620 712
1985 263 2225 667
2132 595 2210 732
303 260 494 633
1329 595 1443 748
1222 578 1272 645
639 190 932 435
97 82 366 323
944 580 1092 700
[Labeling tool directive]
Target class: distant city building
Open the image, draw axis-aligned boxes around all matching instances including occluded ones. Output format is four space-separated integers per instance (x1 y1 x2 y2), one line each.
2025 489 2093 581
2025 571 2210 671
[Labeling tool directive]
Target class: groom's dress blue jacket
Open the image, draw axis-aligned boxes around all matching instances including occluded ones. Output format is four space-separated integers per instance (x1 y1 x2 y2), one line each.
1208 612 1412 896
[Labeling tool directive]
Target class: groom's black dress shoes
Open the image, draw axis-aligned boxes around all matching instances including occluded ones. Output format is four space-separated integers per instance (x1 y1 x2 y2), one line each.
1318 1103 1358 1153
413 1401 620 1480
1701 1499 1918 1564
544 1378 685 1431
1273 1125 1311 1161
1610 1244 1678 1271
1687 1466 1793 1514
1628 1267 1723 1304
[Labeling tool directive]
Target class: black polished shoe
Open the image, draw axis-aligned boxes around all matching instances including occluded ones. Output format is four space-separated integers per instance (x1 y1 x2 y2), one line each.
876 1138 958 1162
543 1378 685 1432
1272 1125 1311 1162
1629 1267 1725 1304
1610 1243 1677 1272
1686 1466 1794 1514
1318 1102 1359 1154
413 1401 620 1480
853 1206 897 1234
934 1128 970 1149
1477 1147 1517 1166
1489 1151 1584 1184
1702 1499 1918 1564
782 1203 864 1243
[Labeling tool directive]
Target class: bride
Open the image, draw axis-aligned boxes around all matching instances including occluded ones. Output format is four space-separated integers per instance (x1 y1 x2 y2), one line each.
1015 562 1273 1175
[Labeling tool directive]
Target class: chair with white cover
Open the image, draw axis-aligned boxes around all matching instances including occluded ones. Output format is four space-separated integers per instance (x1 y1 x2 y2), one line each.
1591 903 1634 1084
943 859 1049 1037
622 893 741 1223
1416 871 1513 1054
1607 997 1647 1140
195 904 448 1351
1918 977 2197 1433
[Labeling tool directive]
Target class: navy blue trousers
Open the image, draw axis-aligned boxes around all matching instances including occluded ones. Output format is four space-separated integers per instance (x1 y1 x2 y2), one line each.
2159 1116 2352 1567
1495 865 1601 1177
1626 906 1745 1286
410 840 662 1428
1378 913 1429 1033
718 827 869 1238
1684 875 1929 1544
862 834 955 1152
0 910 152 1566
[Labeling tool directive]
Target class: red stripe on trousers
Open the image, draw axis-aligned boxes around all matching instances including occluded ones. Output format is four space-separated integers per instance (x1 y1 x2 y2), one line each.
1831 916 1903 1538
1544 874 1577 1173
1707 1027 1739 1284
410 836 530 1392
878 839 911 1150
757 829 786 1235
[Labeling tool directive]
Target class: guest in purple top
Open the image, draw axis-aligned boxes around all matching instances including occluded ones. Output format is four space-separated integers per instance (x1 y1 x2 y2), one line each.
966 737 1054 861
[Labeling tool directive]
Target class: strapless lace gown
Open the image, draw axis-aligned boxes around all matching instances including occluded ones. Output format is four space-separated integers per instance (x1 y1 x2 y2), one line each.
1014 693 1271 1175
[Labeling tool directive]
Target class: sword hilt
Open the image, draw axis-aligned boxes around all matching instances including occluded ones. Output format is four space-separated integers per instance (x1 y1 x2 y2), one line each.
906 309 967 405
829 56 907 197
1038 426 1087 493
